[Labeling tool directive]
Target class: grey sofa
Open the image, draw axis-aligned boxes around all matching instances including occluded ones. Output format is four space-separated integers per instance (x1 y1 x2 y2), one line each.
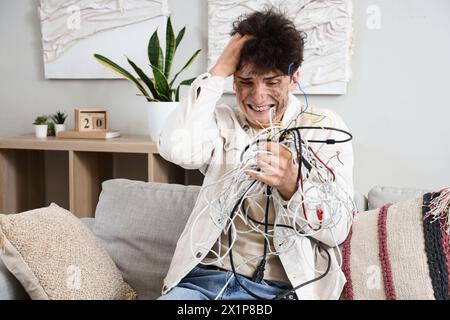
0 179 429 300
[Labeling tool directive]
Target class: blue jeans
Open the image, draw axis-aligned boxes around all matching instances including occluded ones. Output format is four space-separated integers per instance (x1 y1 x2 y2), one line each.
158 266 292 300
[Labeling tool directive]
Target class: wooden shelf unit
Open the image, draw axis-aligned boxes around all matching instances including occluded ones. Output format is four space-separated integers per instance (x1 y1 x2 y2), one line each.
0 134 185 218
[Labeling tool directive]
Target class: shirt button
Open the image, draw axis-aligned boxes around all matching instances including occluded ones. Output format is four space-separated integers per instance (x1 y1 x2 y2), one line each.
196 252 202 258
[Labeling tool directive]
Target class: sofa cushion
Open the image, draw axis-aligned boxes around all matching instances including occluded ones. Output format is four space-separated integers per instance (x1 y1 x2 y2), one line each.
93 179 201 300
80 217 95 232
368 186 430 210
0 258 29 300
341 189 450 299
0 217 110 300
353 192 368 212
0 203 136 300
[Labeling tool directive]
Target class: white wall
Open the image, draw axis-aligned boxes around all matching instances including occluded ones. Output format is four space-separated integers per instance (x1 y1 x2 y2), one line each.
0 0 449 194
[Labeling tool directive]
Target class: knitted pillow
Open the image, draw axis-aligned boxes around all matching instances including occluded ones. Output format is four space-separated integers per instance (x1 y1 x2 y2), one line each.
341 188 450 300
0 203 137 300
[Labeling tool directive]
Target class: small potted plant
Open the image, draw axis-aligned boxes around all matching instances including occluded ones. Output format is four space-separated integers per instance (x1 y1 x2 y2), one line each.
33 115 49 138
51 111 67 135
47 122 55 136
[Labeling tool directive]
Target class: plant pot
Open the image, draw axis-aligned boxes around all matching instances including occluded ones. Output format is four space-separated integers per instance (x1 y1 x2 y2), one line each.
147 102 180 142
34 124 48 138
47 123 55 136
55 124 66 135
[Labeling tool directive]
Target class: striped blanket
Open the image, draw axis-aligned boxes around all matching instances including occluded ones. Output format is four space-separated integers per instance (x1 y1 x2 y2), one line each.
341 188 450 300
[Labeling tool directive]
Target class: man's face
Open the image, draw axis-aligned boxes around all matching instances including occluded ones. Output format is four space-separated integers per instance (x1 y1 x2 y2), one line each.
234 62 295 129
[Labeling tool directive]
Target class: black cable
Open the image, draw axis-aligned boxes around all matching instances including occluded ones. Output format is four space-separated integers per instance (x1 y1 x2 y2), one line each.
274 238 331 300
228 185 331 300
225 125 347 300
228 181 268 300
246 213 293 231
279 126 353 145
239 125 352 173
244 209 332 300
240 137 273 163
251 187 271 283
292 128 303 190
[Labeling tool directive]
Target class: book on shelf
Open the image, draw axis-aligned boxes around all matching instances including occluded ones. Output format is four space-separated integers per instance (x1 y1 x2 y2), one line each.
56 130 121 139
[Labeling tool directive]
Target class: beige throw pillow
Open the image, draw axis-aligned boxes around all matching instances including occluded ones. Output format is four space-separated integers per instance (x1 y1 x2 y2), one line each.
0 203 137 300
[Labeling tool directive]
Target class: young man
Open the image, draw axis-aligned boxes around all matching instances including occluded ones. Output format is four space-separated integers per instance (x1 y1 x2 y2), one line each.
158 10 354 300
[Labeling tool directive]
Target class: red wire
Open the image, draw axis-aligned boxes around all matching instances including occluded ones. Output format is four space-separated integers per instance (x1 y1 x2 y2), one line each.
296 143 328 231
299 170 307 220
307 146 336 181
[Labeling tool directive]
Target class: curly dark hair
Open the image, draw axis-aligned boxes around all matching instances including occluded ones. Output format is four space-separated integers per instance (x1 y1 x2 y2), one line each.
231 9 306 76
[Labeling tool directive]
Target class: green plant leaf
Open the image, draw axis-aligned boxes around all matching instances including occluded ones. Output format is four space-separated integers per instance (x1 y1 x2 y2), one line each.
175 26 185 50
51 111 67 124
169 49 201 87
149 64 171 101
175 87 180 102
136 94 158 102
33 115 48 125
164 16 176 79
158 47 164 73
126 56 161 101
94 54 150 100
175 77 196 101
148 30 163 71
47 122 55 136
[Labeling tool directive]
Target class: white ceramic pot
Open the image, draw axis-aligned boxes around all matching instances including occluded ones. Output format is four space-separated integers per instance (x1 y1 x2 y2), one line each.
34 124 48 138
55 124 66 135
147 102 179 142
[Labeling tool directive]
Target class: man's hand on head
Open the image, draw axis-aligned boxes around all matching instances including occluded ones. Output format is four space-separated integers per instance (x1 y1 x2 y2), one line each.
210 33 254 79
244 141 298 200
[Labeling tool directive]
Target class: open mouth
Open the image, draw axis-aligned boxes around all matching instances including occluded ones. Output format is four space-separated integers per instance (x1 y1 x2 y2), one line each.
246 104 275 112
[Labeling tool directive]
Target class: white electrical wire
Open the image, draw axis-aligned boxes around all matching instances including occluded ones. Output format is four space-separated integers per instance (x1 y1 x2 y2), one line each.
188 101 356 281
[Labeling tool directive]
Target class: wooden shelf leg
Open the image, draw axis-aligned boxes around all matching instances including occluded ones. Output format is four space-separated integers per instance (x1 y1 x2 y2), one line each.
147 153 185 184
69 151 113 218
0 149 45 214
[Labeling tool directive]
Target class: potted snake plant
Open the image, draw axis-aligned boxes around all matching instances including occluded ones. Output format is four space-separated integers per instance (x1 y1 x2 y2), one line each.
94 16 201 141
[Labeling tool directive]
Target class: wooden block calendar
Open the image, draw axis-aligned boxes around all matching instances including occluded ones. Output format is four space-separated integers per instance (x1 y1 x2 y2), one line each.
75 108 108 132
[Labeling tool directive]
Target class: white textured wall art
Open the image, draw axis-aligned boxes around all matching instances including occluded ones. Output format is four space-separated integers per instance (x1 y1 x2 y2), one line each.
208 0 353 95
39 0 169 78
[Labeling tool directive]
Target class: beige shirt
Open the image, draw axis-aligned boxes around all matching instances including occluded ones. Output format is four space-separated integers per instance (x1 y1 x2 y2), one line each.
158 72 354 299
